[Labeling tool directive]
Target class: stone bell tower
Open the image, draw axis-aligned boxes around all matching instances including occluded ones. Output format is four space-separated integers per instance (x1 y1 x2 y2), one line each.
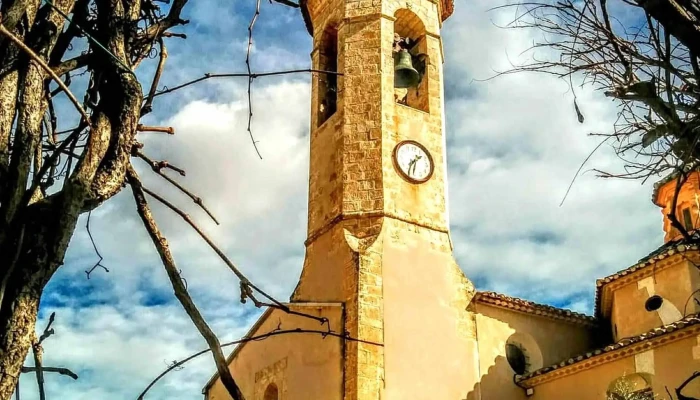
292 1 479 399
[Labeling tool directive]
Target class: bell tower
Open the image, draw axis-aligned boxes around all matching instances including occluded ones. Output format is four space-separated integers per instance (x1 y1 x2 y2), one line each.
293 1 479 399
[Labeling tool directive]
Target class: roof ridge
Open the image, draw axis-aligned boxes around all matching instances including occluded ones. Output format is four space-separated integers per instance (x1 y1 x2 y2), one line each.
594 238 699 317
473 291 597 326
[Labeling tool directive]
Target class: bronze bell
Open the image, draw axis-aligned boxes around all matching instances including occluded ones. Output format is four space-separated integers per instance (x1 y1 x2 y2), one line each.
394 49 421 89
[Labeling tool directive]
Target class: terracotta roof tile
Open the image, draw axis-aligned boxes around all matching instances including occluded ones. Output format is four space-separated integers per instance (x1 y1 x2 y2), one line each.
518 314 700 383
594 234 700 317
441 0 454 20
473 291 598 327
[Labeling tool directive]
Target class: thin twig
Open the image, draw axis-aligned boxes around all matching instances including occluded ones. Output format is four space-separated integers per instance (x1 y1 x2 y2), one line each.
140 186 327 325
560 137 609 206
38 312 56 345
152 69 341 97
24 124 84 208
127 166 244 400
134 152 219 224
137 124 174 135
31 340 45 400
246 0 263 159
84 211 109 279
138 326 382 399
142 38 168 115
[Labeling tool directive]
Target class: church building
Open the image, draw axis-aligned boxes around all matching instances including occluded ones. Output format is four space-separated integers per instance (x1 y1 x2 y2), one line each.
203 0 700 398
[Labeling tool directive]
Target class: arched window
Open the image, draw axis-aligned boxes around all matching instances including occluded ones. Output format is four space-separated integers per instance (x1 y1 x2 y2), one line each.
393 9 429 112
263 383 279 400
504 332 543 376
316 26 338 127
607 373 654 400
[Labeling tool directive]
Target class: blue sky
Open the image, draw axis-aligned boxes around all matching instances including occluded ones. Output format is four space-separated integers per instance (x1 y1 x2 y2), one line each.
19 0 666 398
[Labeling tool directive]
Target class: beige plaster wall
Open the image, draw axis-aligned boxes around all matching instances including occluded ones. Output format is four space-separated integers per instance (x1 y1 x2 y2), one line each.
529 332 700 400
610 256 696 340
381 220 477 400
470 303 595 400
205 304 344 400
530 357 633 399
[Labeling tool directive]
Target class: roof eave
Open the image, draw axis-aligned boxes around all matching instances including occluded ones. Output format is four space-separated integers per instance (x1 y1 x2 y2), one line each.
517 314 700 387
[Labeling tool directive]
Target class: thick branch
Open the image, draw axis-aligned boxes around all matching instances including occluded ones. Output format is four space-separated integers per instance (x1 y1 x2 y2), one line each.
21 366 78 380
127 166 244 400
51 53 91 76
138 185 325 325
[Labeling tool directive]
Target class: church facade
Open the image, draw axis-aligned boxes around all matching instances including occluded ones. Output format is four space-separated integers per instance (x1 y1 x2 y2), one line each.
202 0 700 398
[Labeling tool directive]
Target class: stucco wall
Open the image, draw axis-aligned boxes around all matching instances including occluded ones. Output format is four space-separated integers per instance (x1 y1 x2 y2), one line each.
205 304 344 400
609 255 694 340
531 357 633 399
528 333 700 399
470 303 595 400
382 220 477 400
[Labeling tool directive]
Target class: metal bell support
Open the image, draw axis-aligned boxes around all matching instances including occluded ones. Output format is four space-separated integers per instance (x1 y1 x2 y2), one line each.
394 49 421 89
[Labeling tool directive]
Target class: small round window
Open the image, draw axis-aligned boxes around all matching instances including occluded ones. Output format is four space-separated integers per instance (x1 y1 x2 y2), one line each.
504 332 542 376
645 295 664 312
506 343 528 375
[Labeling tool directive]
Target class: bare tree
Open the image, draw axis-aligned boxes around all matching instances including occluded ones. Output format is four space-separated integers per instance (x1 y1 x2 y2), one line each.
497 0 700 237
0 1 343 399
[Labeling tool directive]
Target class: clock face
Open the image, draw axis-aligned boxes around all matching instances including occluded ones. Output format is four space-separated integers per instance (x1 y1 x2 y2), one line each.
393 140 434 183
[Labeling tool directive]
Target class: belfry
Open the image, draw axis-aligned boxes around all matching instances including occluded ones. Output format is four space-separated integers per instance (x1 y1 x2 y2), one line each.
204 0 480 399
203 0 700 398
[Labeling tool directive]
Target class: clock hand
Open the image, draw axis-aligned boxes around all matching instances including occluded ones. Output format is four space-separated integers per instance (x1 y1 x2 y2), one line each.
408 156 418 176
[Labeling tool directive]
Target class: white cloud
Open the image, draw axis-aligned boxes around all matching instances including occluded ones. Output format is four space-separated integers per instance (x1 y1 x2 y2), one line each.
442 1 663 307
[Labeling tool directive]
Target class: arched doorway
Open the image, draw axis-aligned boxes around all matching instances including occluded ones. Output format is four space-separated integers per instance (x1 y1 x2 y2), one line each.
263 383 279 400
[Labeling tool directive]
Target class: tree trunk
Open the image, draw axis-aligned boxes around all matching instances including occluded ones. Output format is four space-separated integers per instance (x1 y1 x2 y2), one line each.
0 281 41 399
0 194 83 399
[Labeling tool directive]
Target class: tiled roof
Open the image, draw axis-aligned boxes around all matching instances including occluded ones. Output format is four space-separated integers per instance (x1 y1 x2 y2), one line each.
441 0 455 20
518 314 700 384
473 291 598 327
594 233 700 317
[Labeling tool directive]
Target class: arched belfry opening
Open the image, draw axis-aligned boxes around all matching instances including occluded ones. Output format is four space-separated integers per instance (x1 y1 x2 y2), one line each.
316 25 338 127
393 9 430 112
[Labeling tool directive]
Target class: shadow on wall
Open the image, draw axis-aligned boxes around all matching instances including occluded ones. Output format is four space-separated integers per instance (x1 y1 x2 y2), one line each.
465 355 526 400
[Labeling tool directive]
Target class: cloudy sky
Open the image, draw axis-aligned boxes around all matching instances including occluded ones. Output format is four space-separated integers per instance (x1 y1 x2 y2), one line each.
20 0 665 398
